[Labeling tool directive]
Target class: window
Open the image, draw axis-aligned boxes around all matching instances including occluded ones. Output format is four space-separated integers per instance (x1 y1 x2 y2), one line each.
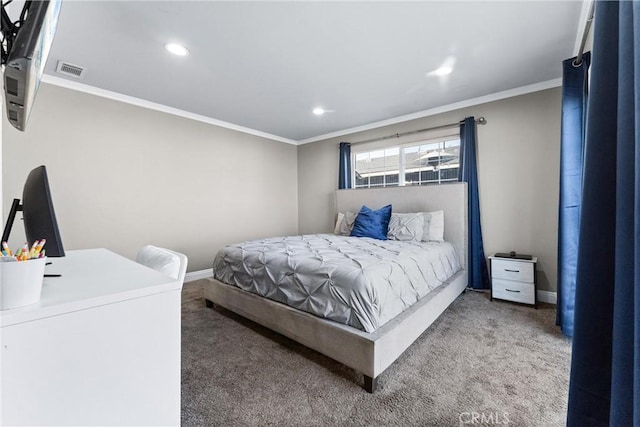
353 136 460 188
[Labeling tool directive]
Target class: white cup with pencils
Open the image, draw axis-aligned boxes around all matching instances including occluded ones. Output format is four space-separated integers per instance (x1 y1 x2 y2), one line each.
0 240 47 310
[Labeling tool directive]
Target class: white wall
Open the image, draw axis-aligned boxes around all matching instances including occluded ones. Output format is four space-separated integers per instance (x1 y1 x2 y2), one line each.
297 88 561 292
3 83 561 291
2 83 299 272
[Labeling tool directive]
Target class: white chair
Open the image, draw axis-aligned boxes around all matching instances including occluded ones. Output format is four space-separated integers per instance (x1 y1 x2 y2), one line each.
136 245 188 285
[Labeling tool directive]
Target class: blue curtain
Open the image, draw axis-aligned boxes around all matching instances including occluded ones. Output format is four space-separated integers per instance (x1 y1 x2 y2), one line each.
567 1 639 425
459 117 489 289
557 52 591 338
338 142 352 189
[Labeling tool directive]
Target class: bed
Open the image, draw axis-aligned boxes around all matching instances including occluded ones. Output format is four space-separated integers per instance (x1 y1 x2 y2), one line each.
204 183 468 392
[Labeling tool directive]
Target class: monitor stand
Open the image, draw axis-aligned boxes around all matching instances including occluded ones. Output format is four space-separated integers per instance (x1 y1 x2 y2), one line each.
1 199 23 243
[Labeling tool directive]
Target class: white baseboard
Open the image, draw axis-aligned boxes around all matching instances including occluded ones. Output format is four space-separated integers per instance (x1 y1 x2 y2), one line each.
537 290 557 305
185 268 213 283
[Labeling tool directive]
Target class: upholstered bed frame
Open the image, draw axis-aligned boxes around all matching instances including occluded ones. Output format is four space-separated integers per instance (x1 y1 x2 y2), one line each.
204 182 468 392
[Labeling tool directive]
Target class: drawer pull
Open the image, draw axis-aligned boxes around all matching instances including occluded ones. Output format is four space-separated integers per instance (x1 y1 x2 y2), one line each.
505 289 521 293
504 269 520 273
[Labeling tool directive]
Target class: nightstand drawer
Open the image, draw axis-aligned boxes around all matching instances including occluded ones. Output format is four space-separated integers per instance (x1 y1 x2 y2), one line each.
491 259 534 283
491 278 535 305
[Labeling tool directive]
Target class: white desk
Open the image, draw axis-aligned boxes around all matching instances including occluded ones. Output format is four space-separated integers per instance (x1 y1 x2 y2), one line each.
0 249 182 426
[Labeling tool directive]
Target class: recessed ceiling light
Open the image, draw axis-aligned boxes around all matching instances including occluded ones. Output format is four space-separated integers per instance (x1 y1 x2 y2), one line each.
429 66 453 77
427 56 456 77
313 107 336 116
164 43 190 56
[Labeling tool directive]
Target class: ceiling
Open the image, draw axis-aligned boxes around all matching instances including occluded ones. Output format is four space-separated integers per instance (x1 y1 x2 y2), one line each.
17 1 585 143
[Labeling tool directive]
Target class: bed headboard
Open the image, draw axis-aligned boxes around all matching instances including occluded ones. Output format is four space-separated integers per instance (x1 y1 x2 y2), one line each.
335 183 468 269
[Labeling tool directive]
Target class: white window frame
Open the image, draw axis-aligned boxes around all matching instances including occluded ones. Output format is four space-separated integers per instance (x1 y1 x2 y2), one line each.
351 131 460 189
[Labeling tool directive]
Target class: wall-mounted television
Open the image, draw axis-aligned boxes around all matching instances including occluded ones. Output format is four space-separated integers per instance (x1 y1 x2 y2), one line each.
2 165 65 257
2 0 62 131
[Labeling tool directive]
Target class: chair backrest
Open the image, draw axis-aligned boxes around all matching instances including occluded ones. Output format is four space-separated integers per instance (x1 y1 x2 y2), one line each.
136 245 188 285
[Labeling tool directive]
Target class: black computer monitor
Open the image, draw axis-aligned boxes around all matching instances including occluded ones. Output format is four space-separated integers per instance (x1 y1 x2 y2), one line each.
1 165 65 257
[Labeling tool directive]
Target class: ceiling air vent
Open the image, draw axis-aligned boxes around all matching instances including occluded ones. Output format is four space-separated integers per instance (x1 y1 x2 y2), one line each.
55 61 86 79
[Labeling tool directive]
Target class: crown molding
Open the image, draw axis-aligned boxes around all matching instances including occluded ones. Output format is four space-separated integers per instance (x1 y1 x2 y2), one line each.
296 78 562 145
42 74 561 147
574 0 594 56
40 74 298 145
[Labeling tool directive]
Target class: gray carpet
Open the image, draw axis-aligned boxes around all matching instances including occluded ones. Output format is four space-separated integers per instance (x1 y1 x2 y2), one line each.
181 280 571 426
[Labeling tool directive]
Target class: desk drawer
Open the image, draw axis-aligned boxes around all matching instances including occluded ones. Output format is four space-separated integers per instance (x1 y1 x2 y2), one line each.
492 278 535 305
491 259 534 283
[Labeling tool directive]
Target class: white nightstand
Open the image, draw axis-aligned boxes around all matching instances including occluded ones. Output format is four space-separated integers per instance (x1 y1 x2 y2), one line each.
488 255 538 308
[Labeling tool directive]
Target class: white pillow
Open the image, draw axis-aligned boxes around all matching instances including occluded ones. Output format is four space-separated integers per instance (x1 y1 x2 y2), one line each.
387 213 424 241
421 212 432 241
335 211 357 235
422 210 444 242
334 212 345 234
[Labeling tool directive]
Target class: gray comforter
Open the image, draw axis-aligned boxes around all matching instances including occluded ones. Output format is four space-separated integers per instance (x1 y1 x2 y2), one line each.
213 234 460 333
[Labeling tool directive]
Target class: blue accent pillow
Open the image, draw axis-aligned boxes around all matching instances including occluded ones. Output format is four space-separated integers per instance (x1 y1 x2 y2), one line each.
350 204 392 240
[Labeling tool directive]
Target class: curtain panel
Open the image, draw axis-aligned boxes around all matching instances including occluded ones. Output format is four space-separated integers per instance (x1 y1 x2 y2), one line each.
338 142 352 190
459 117 490 290
557 51 591 338
567 1 639 425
